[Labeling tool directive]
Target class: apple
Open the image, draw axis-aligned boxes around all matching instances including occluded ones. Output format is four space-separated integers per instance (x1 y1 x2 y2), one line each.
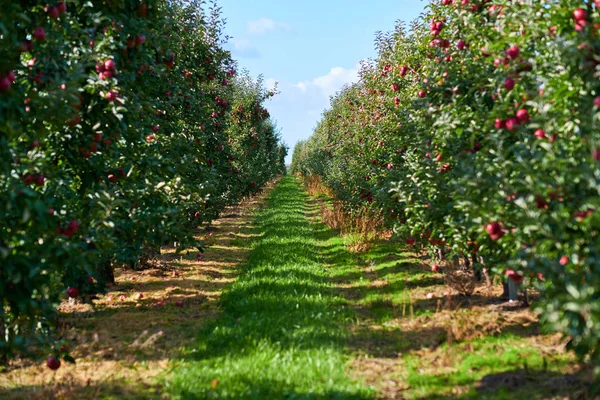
406 237 415 245
505 117 519 131
35 175 45 187
431 265 440 272
47 6 59 19
418 90 426 98
137 293 144 300
67 220 80 233
534 129 546 139
67 287 79 298
515 109 529 123
494 118 506 129
175 300 184 307
485 221 504 240
104 59 116 71
504 77 515 91
0 76 11 92
506 45 520 60
57 2 67 13
106 91 117 102
535 196 548 209
136 35 146 46
33 27 47 41
560 256 569 266
46 356 61 370
399 65 408 76
108 174 118 183
456 40 466 50
574 8 588 22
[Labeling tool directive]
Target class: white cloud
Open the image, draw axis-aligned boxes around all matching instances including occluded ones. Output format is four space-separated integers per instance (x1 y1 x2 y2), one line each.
247 18 291 36
294 82 308 92
229 38 260 58
294 64 360 98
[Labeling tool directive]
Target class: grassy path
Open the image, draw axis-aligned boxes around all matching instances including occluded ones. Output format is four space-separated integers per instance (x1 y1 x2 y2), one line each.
168 176 373 399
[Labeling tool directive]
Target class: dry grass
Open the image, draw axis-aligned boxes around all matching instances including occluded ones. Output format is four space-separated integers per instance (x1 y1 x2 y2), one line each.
302 176 390 252
0 181 277 400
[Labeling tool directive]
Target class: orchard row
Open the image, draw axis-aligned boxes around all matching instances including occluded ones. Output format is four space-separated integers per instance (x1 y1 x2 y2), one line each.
292 0 599 373
0 0 285 365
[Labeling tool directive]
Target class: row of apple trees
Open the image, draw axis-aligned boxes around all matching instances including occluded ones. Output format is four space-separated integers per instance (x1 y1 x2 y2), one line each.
0 0 286 365
292 1 599 374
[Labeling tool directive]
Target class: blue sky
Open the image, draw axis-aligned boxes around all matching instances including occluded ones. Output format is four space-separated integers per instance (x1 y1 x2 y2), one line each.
218 0 429 162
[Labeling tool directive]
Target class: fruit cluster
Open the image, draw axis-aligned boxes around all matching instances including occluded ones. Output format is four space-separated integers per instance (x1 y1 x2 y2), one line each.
292 1 599 372
0 0 285 363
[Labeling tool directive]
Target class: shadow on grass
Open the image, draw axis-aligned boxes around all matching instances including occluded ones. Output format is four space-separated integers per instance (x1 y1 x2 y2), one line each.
170 176 373 398
0 380 163 400
416 368 593 400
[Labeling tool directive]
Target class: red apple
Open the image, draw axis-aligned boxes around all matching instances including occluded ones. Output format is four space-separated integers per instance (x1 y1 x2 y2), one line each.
57 2 67 13
515 109 529 123
431 265 440 272
104 59 116 71
47 6 59 19
35 175 45 187
67 287 79 298
486 221 504 240
175 300 184 307
0 77 11 92
505 117 519 131
33 27 47 41
506 45 520 60
504 77 515 91
46 356 61 370
574 8 588 22
534 129 546 139
456 40 466 50
106 91 117 102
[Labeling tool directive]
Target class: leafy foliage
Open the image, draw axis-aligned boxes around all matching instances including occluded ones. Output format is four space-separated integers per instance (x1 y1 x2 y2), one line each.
0 0 285 362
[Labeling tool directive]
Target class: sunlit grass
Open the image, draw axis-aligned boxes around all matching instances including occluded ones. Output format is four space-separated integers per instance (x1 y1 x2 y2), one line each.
167 176 374 399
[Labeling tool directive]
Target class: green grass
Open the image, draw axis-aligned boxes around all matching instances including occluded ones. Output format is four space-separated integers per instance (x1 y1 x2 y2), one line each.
167 176 374 399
